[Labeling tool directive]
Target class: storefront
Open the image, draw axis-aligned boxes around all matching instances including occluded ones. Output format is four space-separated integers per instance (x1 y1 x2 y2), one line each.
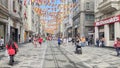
10 27 18 43
95 15 120 47
73 25 79 37
67 27 72 37
0 22 5 42
24 31 29 42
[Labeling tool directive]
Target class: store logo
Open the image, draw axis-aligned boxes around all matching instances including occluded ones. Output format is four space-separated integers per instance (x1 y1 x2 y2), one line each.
95 15 120 26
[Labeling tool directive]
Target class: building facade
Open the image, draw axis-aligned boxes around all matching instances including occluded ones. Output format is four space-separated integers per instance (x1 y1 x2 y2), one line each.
72 0 80 37
79 0 95 38
0 0 41 44
94 0 120 46
22 0 41 42
63 0 74 38
0 0 9 44
8 0 23 43
63 0 95 38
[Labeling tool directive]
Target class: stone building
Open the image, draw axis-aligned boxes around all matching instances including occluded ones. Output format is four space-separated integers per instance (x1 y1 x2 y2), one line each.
63 0 95 39
94 0 120 46
79 0 95 38
0 0 41 44
0 0 9 44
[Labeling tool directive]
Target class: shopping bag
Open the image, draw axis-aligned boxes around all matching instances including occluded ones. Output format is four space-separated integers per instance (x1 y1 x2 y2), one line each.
5 49 9 58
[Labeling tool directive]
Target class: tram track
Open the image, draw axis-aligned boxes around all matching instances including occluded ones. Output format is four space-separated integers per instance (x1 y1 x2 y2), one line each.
49 41 79 68
53 41 91 68
57 47 78 68
43 41 90 68
49 42 60 68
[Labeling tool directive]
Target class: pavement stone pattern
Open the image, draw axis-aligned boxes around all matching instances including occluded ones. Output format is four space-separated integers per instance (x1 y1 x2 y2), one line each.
0 42 47 68
0 41 120 68
43 41 89 68
60 41 120 68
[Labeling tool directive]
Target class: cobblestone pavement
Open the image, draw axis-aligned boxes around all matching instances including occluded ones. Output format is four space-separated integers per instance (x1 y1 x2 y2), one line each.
0 41 120 68
0 42 47 68
43 41 90 68
60 41 120 68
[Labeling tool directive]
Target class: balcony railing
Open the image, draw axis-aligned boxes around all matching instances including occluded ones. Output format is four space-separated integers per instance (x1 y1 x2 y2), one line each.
98 0 120 13
0 0 8 8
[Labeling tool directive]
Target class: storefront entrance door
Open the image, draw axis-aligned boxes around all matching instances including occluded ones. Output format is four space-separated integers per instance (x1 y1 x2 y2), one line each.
10 27 18 43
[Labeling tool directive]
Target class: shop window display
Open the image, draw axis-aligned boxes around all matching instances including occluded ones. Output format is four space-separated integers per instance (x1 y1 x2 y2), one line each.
0 24 5 38
109 24 114 40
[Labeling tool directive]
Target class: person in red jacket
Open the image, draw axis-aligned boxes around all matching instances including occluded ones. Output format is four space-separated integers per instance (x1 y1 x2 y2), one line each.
114 37 120 56
6 39 18 65
38 37 43 46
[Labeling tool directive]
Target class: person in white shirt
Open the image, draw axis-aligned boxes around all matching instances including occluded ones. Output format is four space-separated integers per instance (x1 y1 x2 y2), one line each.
0 36 4 49
63 37 67 46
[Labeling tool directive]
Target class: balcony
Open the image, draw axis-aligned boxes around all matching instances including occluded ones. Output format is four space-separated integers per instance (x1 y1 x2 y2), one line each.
0 0 9 17
98 0 120 14
0 0 8 8
9 11 23 24
9 11 20 19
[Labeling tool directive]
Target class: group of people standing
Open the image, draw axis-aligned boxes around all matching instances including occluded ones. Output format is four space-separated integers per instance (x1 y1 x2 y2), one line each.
32 35 44 48
96 37 105 47
57 36 87 54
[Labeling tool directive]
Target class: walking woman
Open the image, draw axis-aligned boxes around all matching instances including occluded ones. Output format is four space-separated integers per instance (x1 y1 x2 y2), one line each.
38 37 43 46
33 36 37 48
114 37 120 56
6 39 18 65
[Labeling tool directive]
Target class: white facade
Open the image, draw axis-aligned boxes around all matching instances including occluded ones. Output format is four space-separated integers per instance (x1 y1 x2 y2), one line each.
94 0 120 47
0 0 9 44
8 0 23 43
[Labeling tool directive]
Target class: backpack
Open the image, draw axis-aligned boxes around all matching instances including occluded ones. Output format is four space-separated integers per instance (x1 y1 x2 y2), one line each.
0 39 2 45
11 42 18 54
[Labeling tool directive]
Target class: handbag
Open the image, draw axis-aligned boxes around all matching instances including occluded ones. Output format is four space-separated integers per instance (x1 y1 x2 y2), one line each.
15 48 18 54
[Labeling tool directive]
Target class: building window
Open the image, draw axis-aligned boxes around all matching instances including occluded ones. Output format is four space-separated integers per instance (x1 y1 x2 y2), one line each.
99 26 104 38
86 2 90 10
0 23 5 40
109 24 114 40
103 0 107 2
13 1 16 12
0 0 8 8
85 14 94 20
72 0 76 3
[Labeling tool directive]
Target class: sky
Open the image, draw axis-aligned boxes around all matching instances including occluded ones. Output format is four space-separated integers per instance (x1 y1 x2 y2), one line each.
39 0 62 21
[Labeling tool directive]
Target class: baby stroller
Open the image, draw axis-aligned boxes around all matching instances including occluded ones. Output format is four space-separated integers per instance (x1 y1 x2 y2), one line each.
75 41 82 54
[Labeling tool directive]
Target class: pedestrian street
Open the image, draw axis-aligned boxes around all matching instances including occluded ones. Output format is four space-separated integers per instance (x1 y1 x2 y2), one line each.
0 41 120 68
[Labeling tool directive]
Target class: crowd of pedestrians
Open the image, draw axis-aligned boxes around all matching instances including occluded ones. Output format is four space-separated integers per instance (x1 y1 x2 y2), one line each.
1 34 120 66
31 35 47 48
96 37 105 47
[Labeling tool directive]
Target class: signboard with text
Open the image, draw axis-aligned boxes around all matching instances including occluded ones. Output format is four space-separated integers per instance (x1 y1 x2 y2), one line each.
95 15 120 26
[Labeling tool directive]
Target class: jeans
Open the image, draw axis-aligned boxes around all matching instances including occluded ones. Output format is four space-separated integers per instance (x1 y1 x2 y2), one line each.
116 47 120 56
9 55 14 65
101 41 105 47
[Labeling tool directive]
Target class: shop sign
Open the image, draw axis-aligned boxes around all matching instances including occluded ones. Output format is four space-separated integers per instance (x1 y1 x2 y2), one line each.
95 15 120 26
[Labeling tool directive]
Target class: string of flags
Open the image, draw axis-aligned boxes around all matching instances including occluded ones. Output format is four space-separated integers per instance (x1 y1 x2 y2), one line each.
23 0 77 34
